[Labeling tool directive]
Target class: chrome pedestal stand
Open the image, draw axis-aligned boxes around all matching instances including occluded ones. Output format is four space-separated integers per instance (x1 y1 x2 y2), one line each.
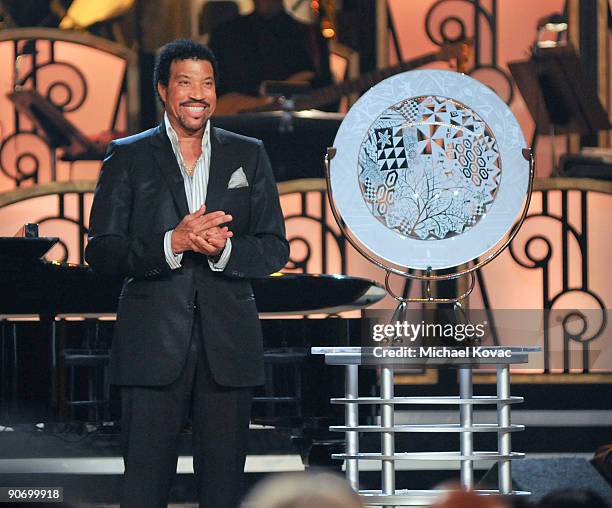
312 346 540 507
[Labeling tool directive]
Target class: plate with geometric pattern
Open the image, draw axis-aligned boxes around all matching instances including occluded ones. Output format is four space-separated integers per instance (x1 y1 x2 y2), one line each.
330 70 529 270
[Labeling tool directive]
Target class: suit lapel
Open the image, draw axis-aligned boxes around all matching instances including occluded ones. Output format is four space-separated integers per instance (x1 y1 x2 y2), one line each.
150 122 190 219
205 127 231 212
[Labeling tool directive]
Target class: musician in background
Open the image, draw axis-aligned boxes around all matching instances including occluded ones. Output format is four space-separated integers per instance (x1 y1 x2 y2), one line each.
210 0 332 114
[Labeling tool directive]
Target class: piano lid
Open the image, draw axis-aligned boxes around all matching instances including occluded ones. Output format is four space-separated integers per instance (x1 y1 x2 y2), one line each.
2 263 385 317
0 237 58 263
253 273 385 315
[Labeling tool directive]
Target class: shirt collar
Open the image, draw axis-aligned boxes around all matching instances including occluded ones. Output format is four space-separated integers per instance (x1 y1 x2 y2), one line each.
164 112 210 152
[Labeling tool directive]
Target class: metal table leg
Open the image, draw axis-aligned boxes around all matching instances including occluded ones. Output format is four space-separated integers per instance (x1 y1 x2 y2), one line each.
459 366 474 489
345 364 359 491
497 364 512 494
380 366 395 505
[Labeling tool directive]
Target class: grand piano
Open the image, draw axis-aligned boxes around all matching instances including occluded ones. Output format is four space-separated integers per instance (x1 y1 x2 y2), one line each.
1 233 385 463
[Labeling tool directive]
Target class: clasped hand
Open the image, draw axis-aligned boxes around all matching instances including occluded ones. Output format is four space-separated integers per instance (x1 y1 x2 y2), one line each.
171 205 233 257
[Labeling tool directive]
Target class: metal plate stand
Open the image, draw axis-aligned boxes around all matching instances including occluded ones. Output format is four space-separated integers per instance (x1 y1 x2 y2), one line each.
312 346 540 507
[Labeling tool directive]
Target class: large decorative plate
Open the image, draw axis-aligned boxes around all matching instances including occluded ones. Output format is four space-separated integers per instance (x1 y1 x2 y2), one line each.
330 70 529 270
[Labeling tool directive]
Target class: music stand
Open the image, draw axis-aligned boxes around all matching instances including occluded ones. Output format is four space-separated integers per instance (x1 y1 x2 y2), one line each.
8 89 107 179
508 46 610 136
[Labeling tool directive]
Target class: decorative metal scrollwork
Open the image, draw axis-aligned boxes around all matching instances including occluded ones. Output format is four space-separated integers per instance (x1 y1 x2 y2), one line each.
0 181 93 264
509 190 606 372
0 39 92 186
18 61 88 112
282 189 347 274
425 0 514 104
480 184 609 373
0 131 49 185
0 30 134 188
35 214 86 264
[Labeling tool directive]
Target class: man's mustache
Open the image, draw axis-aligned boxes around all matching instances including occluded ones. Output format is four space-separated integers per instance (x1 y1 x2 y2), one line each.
180 100 210 107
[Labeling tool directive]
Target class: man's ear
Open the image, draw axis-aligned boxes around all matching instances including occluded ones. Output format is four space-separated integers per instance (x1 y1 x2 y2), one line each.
157 82 167 103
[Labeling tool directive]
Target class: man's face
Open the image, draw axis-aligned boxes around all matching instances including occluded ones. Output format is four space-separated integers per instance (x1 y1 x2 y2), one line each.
157 58 216 137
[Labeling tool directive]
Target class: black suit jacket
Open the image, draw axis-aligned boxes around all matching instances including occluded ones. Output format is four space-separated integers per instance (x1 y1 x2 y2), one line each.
85 122 289 387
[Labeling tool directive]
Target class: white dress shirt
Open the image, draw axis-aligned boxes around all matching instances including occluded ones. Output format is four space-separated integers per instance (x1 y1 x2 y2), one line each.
162 113 232 271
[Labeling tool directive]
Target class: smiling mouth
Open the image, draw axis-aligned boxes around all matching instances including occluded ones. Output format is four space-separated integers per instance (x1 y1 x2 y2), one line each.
183 105 207 112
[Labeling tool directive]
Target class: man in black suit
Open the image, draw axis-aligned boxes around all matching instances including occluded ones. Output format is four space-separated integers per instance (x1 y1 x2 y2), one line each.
85 39 289 508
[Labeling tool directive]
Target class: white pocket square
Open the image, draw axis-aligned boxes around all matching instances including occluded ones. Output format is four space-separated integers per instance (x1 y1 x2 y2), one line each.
227 167 248 189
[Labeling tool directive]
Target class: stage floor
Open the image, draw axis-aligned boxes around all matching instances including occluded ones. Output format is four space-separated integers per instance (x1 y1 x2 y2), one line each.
0 408 609 505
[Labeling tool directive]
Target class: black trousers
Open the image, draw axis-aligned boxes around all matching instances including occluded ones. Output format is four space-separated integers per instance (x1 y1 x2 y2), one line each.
119 310 253 508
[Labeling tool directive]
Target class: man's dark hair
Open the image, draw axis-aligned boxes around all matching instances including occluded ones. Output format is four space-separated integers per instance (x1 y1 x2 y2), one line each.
153 39 219 103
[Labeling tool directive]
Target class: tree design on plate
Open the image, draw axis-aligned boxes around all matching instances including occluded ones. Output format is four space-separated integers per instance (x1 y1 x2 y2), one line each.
358 96 501 241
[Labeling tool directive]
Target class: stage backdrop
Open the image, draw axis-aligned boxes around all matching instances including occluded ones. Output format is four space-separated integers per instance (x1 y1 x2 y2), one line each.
0 3 610 379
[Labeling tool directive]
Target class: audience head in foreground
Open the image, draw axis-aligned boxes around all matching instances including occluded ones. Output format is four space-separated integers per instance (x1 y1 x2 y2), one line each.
537 488 610 508
241 471 364 508
430 484 510 508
